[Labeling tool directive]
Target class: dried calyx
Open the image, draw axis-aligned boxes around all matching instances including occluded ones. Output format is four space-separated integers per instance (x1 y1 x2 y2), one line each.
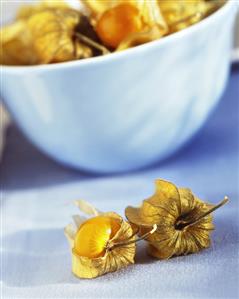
125 180 229 259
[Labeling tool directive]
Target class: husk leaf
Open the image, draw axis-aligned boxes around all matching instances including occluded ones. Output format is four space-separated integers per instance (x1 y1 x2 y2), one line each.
158 0 226 34
16 0 70 20
83 0 115 17
74 199 101 216
0 20 37 65
117 25 165 51
27 8 93 64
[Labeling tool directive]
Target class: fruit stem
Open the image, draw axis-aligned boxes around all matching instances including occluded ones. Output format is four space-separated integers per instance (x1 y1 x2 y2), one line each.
185 196 229 228
110 224 157 249
75 32 110 54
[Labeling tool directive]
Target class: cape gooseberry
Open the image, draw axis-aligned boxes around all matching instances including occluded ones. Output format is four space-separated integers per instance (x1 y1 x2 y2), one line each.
96 3 143 48
74 216 121 258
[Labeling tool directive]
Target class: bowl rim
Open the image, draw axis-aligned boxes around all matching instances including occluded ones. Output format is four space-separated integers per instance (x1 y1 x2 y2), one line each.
1 0 235 74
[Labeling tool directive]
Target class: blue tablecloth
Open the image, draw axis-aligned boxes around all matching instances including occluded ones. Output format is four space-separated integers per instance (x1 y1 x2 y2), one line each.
1 66 239 299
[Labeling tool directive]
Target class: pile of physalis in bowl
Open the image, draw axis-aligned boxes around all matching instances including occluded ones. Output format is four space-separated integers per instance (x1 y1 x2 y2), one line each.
0 0 226 65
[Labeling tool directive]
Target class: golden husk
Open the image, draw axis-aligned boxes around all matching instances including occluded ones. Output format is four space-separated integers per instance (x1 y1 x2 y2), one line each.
83 0 114 17
27 8 93 64
16 0 69 20
116 25 164 51
64 200 136 279
125 179 227 259
0 20 37 65
158 0 226 34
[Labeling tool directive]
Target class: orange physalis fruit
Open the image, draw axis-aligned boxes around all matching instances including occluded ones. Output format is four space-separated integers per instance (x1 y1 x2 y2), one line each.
74 215 121 258
96 3 143 48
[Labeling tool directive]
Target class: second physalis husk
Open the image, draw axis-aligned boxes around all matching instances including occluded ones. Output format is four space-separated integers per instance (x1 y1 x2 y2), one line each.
125 179 228 259
64 199 156 278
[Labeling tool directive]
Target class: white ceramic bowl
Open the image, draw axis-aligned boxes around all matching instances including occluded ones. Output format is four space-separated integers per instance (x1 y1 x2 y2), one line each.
1 1 238 173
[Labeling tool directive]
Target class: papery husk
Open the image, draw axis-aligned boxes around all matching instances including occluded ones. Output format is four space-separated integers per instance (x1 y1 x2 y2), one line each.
65 200 136 279
27 8 94 64
134 0 167 29
83 0 115 17
84 0 166 24
74 199 102 216
117 25 165 51
16 0 70 20
125 179 228 259
0 20 37 65
158 0 226 34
